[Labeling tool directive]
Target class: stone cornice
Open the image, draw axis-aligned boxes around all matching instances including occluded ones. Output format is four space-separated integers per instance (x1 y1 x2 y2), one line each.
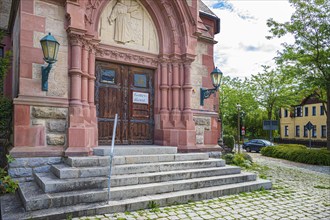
96 45 159 68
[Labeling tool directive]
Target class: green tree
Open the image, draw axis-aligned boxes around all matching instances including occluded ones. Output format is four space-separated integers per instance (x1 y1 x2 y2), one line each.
219 76 261 139
0 30 13 167
266 0 330 149
249 65 300 120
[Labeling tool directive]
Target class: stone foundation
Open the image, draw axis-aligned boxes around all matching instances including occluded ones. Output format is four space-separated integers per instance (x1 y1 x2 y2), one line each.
193 116 211 145
31 106 68 147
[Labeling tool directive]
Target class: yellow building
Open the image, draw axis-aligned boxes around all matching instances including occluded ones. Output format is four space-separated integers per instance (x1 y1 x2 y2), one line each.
280 94 327 146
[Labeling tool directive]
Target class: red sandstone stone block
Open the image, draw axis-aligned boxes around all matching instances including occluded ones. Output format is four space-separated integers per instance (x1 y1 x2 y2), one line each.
202 54 214 73
14 105 30 126
204 130 218 145
21 0 34 13
14 126 45 147
68 127 88 147
21 12 45 32
20 78 45 96
20 30 34 47
202 76 213 90
21 46 44 64
20 62 33 78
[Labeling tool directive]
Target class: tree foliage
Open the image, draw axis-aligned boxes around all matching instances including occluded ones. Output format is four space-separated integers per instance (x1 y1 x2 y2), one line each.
266 0 330 149
249 65 300 120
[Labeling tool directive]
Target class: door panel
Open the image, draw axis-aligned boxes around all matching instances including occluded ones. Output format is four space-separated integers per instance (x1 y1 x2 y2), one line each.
96 62 154 145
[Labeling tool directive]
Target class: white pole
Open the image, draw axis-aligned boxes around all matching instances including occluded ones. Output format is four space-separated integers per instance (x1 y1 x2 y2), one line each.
108 113 118 203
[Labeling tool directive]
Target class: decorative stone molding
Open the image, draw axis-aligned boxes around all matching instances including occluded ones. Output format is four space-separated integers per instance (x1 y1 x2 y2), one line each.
96 47 159 68
85 0 102 25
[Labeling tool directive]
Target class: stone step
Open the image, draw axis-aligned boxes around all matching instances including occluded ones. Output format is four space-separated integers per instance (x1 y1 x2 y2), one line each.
18 181 108 211
112 158 225 175
34 172 108 193
7 179 272 219
93 146 178 156
51 163 239 183
111 166 241 187
109 172 257 200
51 164 110 179
64 153 210 168
54 158 225 179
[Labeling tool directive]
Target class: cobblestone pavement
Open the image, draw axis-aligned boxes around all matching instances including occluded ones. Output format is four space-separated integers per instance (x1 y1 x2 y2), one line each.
75 154 330 220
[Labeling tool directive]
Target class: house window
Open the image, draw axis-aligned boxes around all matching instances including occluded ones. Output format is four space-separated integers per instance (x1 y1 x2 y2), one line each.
304 107 308 116
284 109 288 117
295 106 302 117
303 126 308 137
321 125 326 138
312 126 317 138
320 106 325 115
0 46 4 58
295 126 300 137
285 126 289 137
312 106 316 116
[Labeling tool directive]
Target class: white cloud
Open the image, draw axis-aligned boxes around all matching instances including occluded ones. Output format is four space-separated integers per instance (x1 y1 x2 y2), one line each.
202 0 295 79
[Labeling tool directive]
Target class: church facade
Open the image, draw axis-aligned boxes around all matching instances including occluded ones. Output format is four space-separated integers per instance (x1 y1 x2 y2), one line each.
1 0 221 157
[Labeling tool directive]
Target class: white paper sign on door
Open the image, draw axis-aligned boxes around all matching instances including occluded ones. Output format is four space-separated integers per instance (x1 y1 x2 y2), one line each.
133 92 149 104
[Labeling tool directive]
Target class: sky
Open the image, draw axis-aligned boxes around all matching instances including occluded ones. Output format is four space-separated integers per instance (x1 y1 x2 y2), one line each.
202 0 295 79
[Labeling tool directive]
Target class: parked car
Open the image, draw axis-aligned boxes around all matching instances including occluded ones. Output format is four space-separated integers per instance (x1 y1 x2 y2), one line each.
242 139 274 152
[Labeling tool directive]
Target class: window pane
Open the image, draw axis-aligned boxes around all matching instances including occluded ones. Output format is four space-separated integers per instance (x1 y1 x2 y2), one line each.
134 74 147 88
101 69 115 84
312 106 316 116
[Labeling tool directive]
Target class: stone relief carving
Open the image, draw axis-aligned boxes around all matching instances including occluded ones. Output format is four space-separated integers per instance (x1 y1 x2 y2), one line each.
85 0 102 24
96 47 159 67
99 0 159 54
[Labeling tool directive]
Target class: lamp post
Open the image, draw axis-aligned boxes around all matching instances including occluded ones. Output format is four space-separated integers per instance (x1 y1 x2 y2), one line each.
236 103 241 153
200 67 223 106
40 33 60 91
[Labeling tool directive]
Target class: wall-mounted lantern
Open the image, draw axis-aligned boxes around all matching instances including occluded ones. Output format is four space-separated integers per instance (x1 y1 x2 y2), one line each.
40 33 60 91
200 67 223 106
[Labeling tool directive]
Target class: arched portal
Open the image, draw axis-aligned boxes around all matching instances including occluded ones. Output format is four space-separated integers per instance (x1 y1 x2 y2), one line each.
64 0 201 155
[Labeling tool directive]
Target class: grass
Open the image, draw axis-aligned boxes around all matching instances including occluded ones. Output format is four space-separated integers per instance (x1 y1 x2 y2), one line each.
314 185 330 189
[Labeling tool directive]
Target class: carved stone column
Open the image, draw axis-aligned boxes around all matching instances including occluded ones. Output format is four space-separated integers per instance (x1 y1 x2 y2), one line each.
81 43 90 118
159 59 170 127
68 34 83 110
182 60 194 128
171 61 180 127
88 45 98 147
88 45 97 123
66 31 92 156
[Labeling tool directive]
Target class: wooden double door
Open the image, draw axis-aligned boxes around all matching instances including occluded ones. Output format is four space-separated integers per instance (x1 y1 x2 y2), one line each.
95 62 154 145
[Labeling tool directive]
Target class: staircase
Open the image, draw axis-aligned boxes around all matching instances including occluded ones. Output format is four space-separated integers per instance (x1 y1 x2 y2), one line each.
3 146 271 219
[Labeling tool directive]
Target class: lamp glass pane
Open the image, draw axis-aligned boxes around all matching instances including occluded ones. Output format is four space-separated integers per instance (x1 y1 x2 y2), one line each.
47 41 56 61
211 72 222 88
41 41 49 60
53 42 60 60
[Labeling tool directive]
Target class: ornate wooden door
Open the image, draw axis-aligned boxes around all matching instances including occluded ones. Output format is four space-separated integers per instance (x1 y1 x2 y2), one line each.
95 62 154 145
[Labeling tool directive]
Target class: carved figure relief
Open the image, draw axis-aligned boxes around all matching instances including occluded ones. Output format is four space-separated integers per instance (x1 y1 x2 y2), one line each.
99 0 159 54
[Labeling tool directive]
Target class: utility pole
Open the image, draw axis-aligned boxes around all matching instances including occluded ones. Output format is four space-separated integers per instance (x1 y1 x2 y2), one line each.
237 104 241 153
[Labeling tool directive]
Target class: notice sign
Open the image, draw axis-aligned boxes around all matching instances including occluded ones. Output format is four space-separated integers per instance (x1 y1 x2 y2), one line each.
133 92 149 104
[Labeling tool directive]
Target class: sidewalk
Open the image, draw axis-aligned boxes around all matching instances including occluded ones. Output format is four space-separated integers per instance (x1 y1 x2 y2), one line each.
75 154 330 220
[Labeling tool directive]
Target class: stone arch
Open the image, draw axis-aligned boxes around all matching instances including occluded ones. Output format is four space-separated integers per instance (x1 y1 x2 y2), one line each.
64 0 198 155
86 0 195 55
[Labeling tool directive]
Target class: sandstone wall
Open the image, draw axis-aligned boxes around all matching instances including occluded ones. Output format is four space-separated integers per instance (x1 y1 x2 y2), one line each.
190 40 219 146
31 106 68 147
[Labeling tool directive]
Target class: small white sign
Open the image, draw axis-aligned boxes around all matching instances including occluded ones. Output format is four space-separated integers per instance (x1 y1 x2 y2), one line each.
133 92 149 104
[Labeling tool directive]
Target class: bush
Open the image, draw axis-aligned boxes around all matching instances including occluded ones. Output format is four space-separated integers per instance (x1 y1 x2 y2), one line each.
0 155 18 194
261 144 330 166
222 153 253 168
223 135 235 150
222 153 234 164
